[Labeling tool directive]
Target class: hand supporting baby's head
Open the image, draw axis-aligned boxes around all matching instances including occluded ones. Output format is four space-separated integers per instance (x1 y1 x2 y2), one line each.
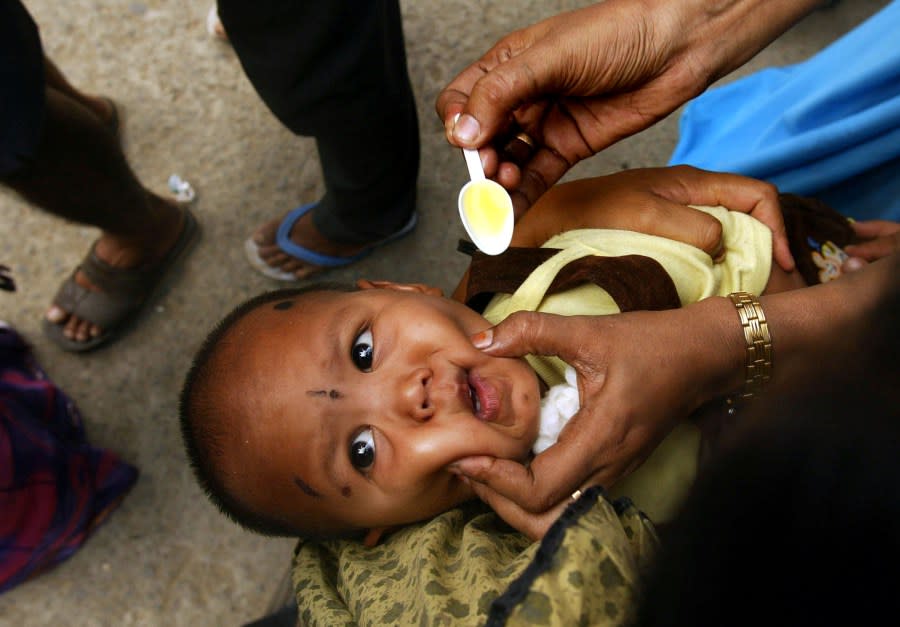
179 281 542 542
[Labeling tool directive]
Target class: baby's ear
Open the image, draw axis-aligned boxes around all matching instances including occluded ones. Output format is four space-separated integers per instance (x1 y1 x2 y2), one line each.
357 279 444 297
362 526 397 547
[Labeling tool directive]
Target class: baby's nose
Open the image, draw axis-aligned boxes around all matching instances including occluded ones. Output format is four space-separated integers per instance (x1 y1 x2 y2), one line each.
400 367 433 422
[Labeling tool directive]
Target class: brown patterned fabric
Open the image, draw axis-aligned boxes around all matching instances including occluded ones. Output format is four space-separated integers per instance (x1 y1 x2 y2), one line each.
292 488 660 627
779 193 857 285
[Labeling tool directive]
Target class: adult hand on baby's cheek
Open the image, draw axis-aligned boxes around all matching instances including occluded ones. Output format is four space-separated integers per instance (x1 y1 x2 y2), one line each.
654 166 793 271
458 470 582 541
469 311 665 513
469 307 727 516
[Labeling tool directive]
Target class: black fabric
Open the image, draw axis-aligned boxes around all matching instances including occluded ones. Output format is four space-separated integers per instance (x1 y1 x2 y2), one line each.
486 485 607 626
216 0 419 244
242 604 299 627
0 0 46 178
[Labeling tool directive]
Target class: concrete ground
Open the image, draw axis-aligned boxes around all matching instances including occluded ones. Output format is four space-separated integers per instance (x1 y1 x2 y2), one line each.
0 1 887 625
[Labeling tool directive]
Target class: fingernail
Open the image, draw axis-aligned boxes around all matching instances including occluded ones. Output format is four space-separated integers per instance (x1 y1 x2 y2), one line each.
711 238 726 263
449 459 478 475
472 328 493 349
843 257 866 272
453 114 480 144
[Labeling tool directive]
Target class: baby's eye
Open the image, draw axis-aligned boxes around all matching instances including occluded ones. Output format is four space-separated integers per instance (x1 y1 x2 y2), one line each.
351 328 374 372
349 428 375 472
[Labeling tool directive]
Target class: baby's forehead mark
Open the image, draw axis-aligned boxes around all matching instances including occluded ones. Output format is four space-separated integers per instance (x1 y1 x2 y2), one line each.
341 486 352 498
306 389 345 399
273 300 294 310
294 476 322 498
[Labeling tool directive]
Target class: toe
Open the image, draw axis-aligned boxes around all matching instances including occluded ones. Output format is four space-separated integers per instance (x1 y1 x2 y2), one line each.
251 217 282 246
260 247 287 263
293 266 319 280
280 259 307 273
63 317 80 340
63 315 101 343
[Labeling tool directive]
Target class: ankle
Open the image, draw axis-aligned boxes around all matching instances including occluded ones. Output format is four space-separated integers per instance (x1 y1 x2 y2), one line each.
98 196 183 263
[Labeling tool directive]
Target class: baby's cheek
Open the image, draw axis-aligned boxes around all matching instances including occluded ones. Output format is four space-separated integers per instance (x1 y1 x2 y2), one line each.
410 475 474 523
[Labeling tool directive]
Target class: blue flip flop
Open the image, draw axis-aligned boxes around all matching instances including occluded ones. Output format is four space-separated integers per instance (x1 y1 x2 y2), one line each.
244 202 418 281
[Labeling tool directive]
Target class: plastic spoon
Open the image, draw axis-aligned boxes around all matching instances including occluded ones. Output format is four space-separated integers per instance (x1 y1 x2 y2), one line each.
456 127 514 256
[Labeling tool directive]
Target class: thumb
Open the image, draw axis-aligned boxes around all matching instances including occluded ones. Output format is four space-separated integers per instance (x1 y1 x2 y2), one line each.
472 311 576 360
450 43 557 148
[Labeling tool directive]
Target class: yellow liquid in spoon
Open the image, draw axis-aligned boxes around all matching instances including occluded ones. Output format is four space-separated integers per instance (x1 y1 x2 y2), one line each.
462 181 510 236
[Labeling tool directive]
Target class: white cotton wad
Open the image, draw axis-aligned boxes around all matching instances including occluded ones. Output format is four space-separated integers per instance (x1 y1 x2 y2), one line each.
534 366 580 454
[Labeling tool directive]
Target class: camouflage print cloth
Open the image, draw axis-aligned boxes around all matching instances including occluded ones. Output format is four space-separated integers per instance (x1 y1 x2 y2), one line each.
292 486 659 626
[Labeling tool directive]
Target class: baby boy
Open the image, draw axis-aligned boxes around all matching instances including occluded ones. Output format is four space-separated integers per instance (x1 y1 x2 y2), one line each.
180 170 863 545
181 279 546 545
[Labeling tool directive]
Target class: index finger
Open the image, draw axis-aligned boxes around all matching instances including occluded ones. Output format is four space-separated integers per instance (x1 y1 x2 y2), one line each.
436 64 487 144
436 34 528 146
441 36 569 150
473 311 597 364
511 145 572 217
453 441 596 514
466 475 578 541
660 166 794 271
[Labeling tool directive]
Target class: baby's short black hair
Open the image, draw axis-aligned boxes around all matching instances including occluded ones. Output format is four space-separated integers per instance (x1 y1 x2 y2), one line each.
179 283 355 537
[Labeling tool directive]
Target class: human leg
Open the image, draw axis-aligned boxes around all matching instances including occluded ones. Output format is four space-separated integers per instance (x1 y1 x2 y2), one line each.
3 70 194 348
41 55 119 134
218 0 419 279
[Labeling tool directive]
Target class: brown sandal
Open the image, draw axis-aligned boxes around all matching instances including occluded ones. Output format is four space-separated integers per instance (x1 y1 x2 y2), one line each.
42 207 199 352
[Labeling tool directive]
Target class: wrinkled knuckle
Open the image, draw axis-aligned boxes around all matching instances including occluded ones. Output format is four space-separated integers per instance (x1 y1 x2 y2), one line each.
632 207 658 232
475 70 516 111
671 164 698 177
505 310 537 331
503 310 525 327
521 167 551 199
493 41 516 64
464 462 491 483
699 216 724 253
759 181 780 204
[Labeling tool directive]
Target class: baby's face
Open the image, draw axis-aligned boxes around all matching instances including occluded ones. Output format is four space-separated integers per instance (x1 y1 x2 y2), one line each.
219 284 542 536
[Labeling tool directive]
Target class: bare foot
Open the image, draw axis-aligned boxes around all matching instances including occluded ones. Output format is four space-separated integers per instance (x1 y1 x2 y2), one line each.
44 195 186 343
250 209 368 280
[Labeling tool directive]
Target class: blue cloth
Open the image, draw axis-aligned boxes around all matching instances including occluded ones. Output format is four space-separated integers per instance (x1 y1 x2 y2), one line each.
668 1 900 222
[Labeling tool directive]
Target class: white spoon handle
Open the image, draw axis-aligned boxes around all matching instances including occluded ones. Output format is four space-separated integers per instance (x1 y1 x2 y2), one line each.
463 148 485 182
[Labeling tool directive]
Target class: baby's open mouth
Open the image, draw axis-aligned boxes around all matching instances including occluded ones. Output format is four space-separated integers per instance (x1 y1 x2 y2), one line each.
466 372 501 423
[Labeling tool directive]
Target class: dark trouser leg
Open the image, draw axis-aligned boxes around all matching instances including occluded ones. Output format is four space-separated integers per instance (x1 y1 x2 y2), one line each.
217 0 419 245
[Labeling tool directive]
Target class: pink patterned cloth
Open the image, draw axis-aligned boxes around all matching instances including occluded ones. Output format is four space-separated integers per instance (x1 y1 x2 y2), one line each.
0 324 137 593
